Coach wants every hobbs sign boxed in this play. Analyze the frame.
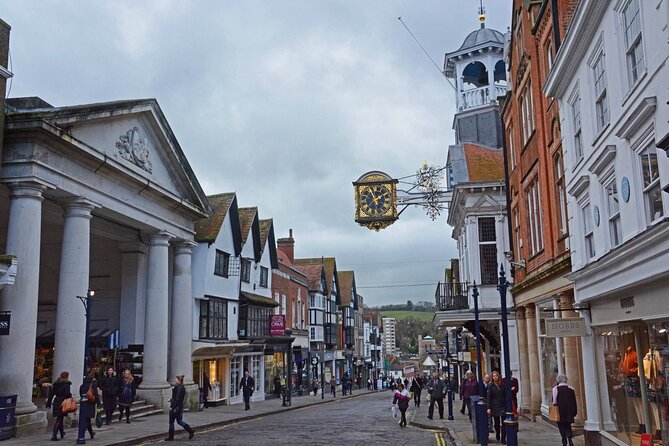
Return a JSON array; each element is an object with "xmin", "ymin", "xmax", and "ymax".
[
  {"xmin": 270, "ymin": 315, "xmax": 285, "ymax": 336},
  {"xmin": 545, "ymin": 317, "xmax": 586, "ymax": 337}
]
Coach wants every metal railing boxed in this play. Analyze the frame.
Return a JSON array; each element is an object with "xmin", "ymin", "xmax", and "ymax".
[{"xmin": 435, "ymin": 282, "xmax": 469, "ymax": 311}]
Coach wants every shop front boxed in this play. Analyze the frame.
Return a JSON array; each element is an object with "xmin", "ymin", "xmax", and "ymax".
[
  {"xmin": 192, "ymin": 343, "xmax": 249, "ymax": 407},
  {"xmin": 230, "ymin": 345, "xmax": 265, "ymax": 405},
  {"xmin": 263, "ymin": 336, "xmax": 294, "ymax": 400},
  {"xmin": 582, "ymin": 279, "xmax": 669, "ymax": 446}
]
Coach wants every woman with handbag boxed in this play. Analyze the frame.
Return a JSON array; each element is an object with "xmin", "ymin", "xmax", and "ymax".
[
  {"xmin": 487, "ymin": 371, "xmax": 507, "ymax": 444},
  {"xmin": 78, "ymin": 373, "xmax": 98, "ymax": 440},
  {"xmin": 552, "ymin": 375, "xmax": 577, "ymax": 446},
  {"xmin": 46, "ymin": 371, "xmax": 72, "ymax": 441},
  {"xmin": 117, "ymin": 369, "xmax": 136, "ymax": 423}
]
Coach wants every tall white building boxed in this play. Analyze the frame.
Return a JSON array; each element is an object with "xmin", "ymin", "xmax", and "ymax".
[
  {"xmin": 544, "ymin": 0, "xmax": 669, "ymax": 444},
  {"xmin": 382, "ymin": 317, "xmax": 396, "ymax": 356}
]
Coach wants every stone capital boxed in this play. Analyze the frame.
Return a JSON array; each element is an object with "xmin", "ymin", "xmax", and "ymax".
[
  {"xmin": 173, "ymin": 240, "xmax": 197, "ymax": 256},
  {"xmin": 5, "ymin": 181, "xmax": 47, "ymax": 202},
  {"xmin": 149, "ymin": 230, "xmax": 173, "ymax": 247},
  {"xmin": 61, "ymin": 197, "xmax": 100, "ymax": 219},
  {"xmin": 515, "ymin": 307, "xmax": 526, "ymax": 320},
  {"xmin": 525, "ymin": 304, "xmax": 536, "ymax": 319}
]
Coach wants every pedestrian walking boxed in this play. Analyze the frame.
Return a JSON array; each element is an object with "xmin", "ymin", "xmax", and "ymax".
[
  {"xmin": 410, "ymin": 375, "xmax": 423, "ymax": 407},
  {"xmin": 117, "ymin": 369, "xmax": 136, "ymax": 423},
  {"xmin": 459, "ymin": 370, "xmax": 479, "ymax": 421},
  {"xmin": 342, "ymin": 372, "xmax": 350, "ymax": 396},
  {"xmin": 483, "ymin": 373, "xmax": 494, "ymax": 434},
  {"xmin": 367, "ymin": 378, "xmax": 372, "ymax": 390},
  {"xmin": 99, "ymin": 366, "xmax": 118, "ymax": 425},
  {"xmin": 273, "ymin": 375, "xmax": 282, "ymax": 398},
  {"xmin": 330, "ymin": 379, "xmax": 336, "ymax": 397},
  {"xmin": 46, "ymin": 371, "xmax": 72, "ymax": 441},
  {"xmin": 164, "ymin": 374, "xmax": 195, "ymax": 441},
  {"xmin": 201, "ymin": 373, "xmax": 212, "ymax": 409},
  {"xmin": 392, "ymin": 382, "xmax": 411, "ymax": 427},
  {"xmin": 239, "ymin": 369, "xmax": 255, "ymax": 410},
  {"xmin": 552, "ymin": 375, "xmax": 577, "ymax": 446},
  {"xmin": 78, "ymin": 373, "xmax": 98, "ymax": 442},
  {"xmin": 487, "ymin": 371, "xmax": 507, "ymax": 444},
  {"xmin": 426, "ymin": 372, "xmax": 446, "ymax": 420},
  {"xmin": 312, "ymin": 378, "xmax": 319, "ymax": 397},
  {"xmin": 502, "ymin": 371, "xmax": 520, "ymax": 418}
]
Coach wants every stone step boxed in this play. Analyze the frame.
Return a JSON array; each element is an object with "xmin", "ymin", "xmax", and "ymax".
[{"xmin": 98, "ymin": 400, "xmax": 164, "ymax": 423}]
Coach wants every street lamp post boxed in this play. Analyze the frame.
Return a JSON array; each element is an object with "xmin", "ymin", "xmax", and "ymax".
[
  {"xmin": 76, "ymin": 290, "xmax": 95, "ymax": 445},
  {"xmin": 472, "ymin": 282, "xmax": 488, "ymax": 446},
  {"xmin": 444, "ymin": 330, "xmax": 454, "ymax": 421},
  {"xmin": 498, "ymin": 266, "xmax": 518, "ymax": 446}
]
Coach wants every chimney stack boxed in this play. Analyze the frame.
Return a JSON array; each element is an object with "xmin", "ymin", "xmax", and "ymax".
[{"xmin": 277, "ymin": 229, "xmax": 295, "ymax": 263}]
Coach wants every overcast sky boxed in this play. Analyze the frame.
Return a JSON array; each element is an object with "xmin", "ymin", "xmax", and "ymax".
[{"xmin": 2, "ymin": 0, "xmax": 511, "ymax": 307}]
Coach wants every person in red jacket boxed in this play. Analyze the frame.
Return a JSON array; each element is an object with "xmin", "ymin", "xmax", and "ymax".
[{"xmin": 459, "ymin": 370, "xmax": 479, "ymax": 420}]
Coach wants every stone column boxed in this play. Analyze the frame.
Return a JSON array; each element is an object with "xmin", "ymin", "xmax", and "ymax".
[
  {"xmin": 138, "ymin": 231, "xmax": 172, "ymax": 409},
  {"xmin": 581, "ymin": 327, "xmax": 605, "ymax": 445},
  {"xmin": 169, "ymin": 241, "xmax": 197, "ymax": 407},
  {"xmin": 516, "ymin": 307, "xmax": 531, "ymax": 414},
  {"xmin": 525, "ymin": 304, "xmax": 542, "ymax": 417},
  {"xmin": 559, "ymin": 293, "xmax": 585, "ymax": 424},
  {"xmin": 52, "ymin": 198, "xmax": 97, "ymax": 393},
  {"xmin": 0, "ymin": 182, "xmax": 47, "ymax": 434},
  {"xmin": 119, "ymin": 243, "xmax": 148, "ymax": 347}
]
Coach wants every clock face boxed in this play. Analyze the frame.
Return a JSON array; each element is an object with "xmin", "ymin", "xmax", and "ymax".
[{"xmin": 359, "ymin": 184, "xmax": 392, "ymax": 216}]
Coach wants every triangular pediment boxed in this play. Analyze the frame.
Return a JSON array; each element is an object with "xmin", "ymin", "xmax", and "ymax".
[
  {"xmin": 36, "ymin": 99, "xmax": 209, "ymax": 214},
  {"xmin": 472, "ymin": 194, "xmax": 500, "ymax": 209}
]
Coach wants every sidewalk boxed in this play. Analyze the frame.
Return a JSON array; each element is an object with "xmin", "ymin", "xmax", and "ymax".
[
  {"xmin": 409, "ymin": 395, "xmax": 585, "ymax": 446},
  {"xmin": 4, "ymin": 388, "xmax": 379, "ymax": 446}
]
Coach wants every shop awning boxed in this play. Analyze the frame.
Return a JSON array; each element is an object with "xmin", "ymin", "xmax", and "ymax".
[
  {"xmin": 89, "ymin": 328, "xmax": 118, "ymax": 338},
  {"xmin": 240, "ymin": 291, "xmax": 279, "ymax": 307},
  {"xmin": 192, "ymin": 341, "xmax": 250, "ymax": 360},
  {"xmin": 433, "ymin": 309, "xmax": 507, "ymax": 328}
]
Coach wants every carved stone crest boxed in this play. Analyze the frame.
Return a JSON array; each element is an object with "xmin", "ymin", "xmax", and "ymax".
[{"xmin": 116, "ymin": 127, "xmax": 153, "ymax": 174}]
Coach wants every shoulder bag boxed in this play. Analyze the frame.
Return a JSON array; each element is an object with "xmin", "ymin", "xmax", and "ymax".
[{"xmin": 61, "ymin": 397, "xmax": 77, "ymax": 414}]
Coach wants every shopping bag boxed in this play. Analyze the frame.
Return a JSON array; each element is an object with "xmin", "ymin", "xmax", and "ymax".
[
  {"xmin": 391, "ymin": 405, "xmax": 397, "ymax": 419},
  {"xmin": 60, "ymin": 397, "xmax": 77, "ymax": 415},
  {"xmin": 548, "ymin": 405, "xmax": 560, "ymax": 422},
  {"xmin": 95, "ymin": 406, "xmax": 103, "ymax": 428}
]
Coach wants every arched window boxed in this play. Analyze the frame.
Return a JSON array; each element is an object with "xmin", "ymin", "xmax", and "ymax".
[
  {"xmin": 462, "ymin": 61, "xmax": 489, "ymax": 89},
  {"xmin": 494, "ymin": 60, "xmax": 507, "ymax": 83}
]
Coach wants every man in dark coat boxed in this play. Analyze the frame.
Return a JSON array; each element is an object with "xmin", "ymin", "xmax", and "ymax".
[
  {"xmin": 426, "ymin": 372, "xmax": 446, "ymax": 419},
  {"xmin": 165, "ymin": 374, "xmax": 195, "ymax": 441},
  {"xmin": 410, "ymin": 375, "xmax": 423, "ymax": 407},
  {"xmin": 553, "ymin": 375, "xmax": 577, "ymax": 446},
  {"xmin": 99, "ymin": 366, "xmax": 118, "ymax": 425},
  {"xmin": 239, "ymin": 369, "xmax": 255, "ymax": 410}
]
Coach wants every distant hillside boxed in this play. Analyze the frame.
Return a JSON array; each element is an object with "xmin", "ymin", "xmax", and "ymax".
[{"xmin": 380, "ymin": 310, "xmax": 434, "ymax": 322}]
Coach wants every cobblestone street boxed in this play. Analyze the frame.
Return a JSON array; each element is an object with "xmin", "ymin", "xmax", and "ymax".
[{"xmin": 144, "ymin": 391, "xmax": 441, "ymax": 446}]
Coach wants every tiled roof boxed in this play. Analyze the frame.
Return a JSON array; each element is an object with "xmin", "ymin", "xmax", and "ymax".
[
  {"xmin": 259, "ymin": 219, "xmax": 272, "ymax": 253},
  {"xmin": 293, "ymin": 264, "xmax": 324, "ymax": 291},
  {"xmin": 238, "ymin": 207, "xmax": 257, "ymax": 244},
  {"xmin": 463, "ymin": 143, "xmax": 504, "ymax": 181},
  {"xmin": 195, "ymin": 192, "xmax": 236, "ymax": 242},
  {"xmin": 294, "ymin": 257, "xmax": 336, "ymax": 292},
  {"xmin": 337, "ymin": 270, "xmax": 354, "ymax": 306}
]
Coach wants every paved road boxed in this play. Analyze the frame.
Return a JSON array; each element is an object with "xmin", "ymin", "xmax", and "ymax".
[{"xmin": 145, "ymin": 391, "xmax": 444, "ymax": 446}]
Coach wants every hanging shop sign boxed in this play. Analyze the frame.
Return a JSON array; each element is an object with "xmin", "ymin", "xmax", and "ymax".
[
  {"xmin": 270, "ymin": 315, "xmax": 285, "ymax": 336},
  {"xmin": 545, "ymin": 317, "xmax": 586, "ymax": 337},
  {"xmin": 0, "ymin": 313, "xmax": 10, "ymax": 336}
]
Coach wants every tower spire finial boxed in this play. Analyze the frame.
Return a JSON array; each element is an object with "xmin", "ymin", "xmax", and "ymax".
[{"xmin": 479, "ymin": 0, "xmax": 486, "ymax": 28}]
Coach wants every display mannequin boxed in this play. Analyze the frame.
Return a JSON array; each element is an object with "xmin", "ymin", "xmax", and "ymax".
[
  {"xmin": 643, "ymin": 347, "xmax": 663, "ymax": 439},
  {"xmin": 621, "ymin": 346, "xmax": 645, "ymax": 433}
]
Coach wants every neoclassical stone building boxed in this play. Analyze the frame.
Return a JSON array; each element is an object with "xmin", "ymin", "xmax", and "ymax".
[{"xmin": 0, "ymin": 97, "xmax": 210, "ymax": 435}]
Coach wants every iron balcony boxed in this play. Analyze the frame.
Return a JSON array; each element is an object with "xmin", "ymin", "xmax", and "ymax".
[{"xmin": 435, "ymin": 282, "xmax": 469, "ymax": 311}]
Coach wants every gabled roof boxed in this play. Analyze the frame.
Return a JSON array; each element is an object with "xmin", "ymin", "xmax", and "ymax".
[
  {"xmin": 259, "ymin": 218, "xmax": 278, "ymax": 269},
  {"xmin": 195, "ymin": 192, "xmax": 242, "ymax": 254},
  {"xmin": 239, "ymin": 207, "xmax": 262, "ymax": 262},
  {"xmin": 463, "ymin": 143, "xmax": 504, "ymax": 181},
  {"xmin": 294, "ymin": 263, "xmax": 326, "ymax": 292},
  {"xmin": 5, "ymin": 97, "xmax": 210, "ymax": 216},
  {"xmin": 293, "ymin": 257, "xmax": 340, "ymax": 304},
  {"xmin": 337, "ymin": 270, "xmax": 358, "ymax": 309}
]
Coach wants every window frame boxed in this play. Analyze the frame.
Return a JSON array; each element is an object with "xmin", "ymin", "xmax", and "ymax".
[
  {"xmin": 199, "ymin": 298, "xmax": 228, "ymax": 340},
  {"xmin": 477, "ymin": 217, "xmax": 498, "ymax": 285},
  {"xmin": 620, "ymin": 0, "xmax": 645, "ymax": 87},
  {"xmin": 241, "ymin": 258, "xmax": 251, "ymax": 283},
  {"xmin": 554, "ymin": 153, "xmax": 569, "ymax": 237},
  {"xmin": 569, "ymin": 88, "xmax": 583, "ymax": 164},
  {"xmin": 259, "ymin": 266, "xmax": 268, "ymax": 288},
  {"xmin": 214, "ymin": 250, "xmax": 230, "ymax": 278},
  {"xmin": 603, "ymin": 174, "xmax": 622, "ymax": 248},
  {"xmin": 638, "ymin": 143, "xmax": 664, "ymax": 224},
  {"xmin": 581, "ymin": 202, "xmax": 595, "ymax": 260},
  {"xmin": 591, "ymin": 49, "xmax": 609, "ymax": 132},
  {"xmin": 526, "ymin": 177, "xmax": 544, "ymax": 257}
]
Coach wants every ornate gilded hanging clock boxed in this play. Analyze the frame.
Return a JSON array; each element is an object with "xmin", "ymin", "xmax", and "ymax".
[{"xmin": 353, "ymin": 171, "xmax": 398, "ymax": 231}]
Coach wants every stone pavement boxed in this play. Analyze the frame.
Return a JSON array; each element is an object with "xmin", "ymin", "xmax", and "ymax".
[
  {"xmin": 409, "ymin": 394, "xmax": 586, "ymax": 446},
  {"xmin": 4, "ymin": 388, "xmax": 377, "ymax": 446}
]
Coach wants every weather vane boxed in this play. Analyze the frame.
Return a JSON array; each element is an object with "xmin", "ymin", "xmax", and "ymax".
[{"xmin": 353, "ymin": 163, "xmax": 452, "ymax": 231}]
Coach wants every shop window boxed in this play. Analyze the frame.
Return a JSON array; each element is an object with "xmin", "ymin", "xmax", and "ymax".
[
  {"xmin": 538, "ymin": 302, "xmax": 564, "ymax": 406},
  {"xmin": 230, "ymin": 357, "xmax": 241, "ymax": 399},
  {"xmin": 596, "ymin": 324, "xmax": 668, "ymax": 444}
]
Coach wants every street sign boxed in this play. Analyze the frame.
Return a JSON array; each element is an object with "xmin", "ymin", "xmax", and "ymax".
[
  {"xmin": 545, "ymin": 317, "xmax": 586, "ymax": 337},
  {"xmin": 311, "ymin": 356, "xmax": 319, "ymax": 366},
  {"xmin": 0, "ymin": 313, "xmax": 10, "ymax": 336}
]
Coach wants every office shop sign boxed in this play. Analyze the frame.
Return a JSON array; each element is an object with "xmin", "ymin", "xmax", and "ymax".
[{"xmin": 545, "ymin": 317, "xmax": 586, "ymax": 337}]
